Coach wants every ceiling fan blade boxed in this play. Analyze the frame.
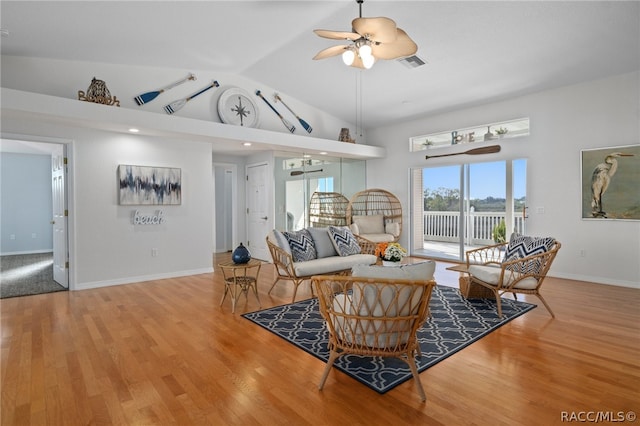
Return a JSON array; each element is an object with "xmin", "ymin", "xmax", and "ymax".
[
  {"xmin": 352, "ymin": 17, "xmax": 397, "ymax": 43},
  {"xmin": 313, "ymin": 45, "xmax": 349, "ymax": 60},
  {"xmin": 314, "ymin": 29, "xmax": 361, "ymax": 41},
  {"xmin": 371, "ymin": 28, "xmax": 418, "ymax": 60}
]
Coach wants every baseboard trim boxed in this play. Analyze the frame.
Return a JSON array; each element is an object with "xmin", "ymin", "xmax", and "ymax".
[
  {"xmin": 550, "ymin": 272, "xmax": 639, "ymax": 289},
  {"xmin": 0, "ymin": 250, "xmax": 53, "ymax": 256},
  {"xmin": 73, "ymin": 268, "xmax": 214, "ymax": 291}
]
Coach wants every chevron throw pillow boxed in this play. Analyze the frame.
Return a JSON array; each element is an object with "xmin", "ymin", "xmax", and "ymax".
[
  {"xmin": 328, "ymin": 226, "xmax": 361, "ymax": 256},
  {"xmin": 503, "ymin": 233, "xmax": 556, "ymax": 274},
  {"xmin": 283, "ymin": 229, "xmax": 317, "ymax": 262}
]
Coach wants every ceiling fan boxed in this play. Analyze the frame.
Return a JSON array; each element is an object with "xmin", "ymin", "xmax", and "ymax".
[{"xmin": 312, "ymin": 0, "xmax": 417, "ymax": 69}]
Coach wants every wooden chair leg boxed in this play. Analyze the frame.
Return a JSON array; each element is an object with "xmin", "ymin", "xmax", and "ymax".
[
  {"xmin": 405, "ymin": 354, "xmax": 426, "ymax": 402},
  {"xmin": 319, "ymin": 350, "xmax": 339, "ymax": 390},
  {"xmin": 268, "ymin": 277, "xmax": 281, "ymax": 295},
  {"xmin": 291, "ymin": 279, "xmax": 302, "ymax": 303},
  {"xmin": 493, "ymin": 289, "xmax": 503, "ymax": 318},
  {"xmin": 535, "ymin": 293, "xmax": 555, "ymax": 318}
]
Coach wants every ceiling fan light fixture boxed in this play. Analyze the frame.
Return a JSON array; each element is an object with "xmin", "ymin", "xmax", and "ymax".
[
  {"xmin": 358, "ymin": 42, "xmax": 372, "ymax": 58},
  {"xmin": 342, "ymin": 49, "xmax": 356, "ymax": 66},
  {"xmin": 362, "ymin": 54, "xmax": 375, "ymax": 69},
  {"xmin": 313, "ymin": 0, "xmax": 418, "ymax": 70}
]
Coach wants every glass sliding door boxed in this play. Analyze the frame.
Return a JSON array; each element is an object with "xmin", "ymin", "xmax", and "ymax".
[
  {"xmin": 467, "ymin": 161, "xmax": 506, "ymax": 248},
  {"xmin": 412, "ymin": 159, "xmax": 527, "ymax": 261},
  {"xmin": 512, "ymin": 159, "xmax": 527, "ymax": 236},
  {"xmin": 421, "ymin": 165, "xmax": 462, "ymax": 258}
]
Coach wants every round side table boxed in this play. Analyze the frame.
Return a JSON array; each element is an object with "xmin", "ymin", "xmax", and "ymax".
[{"xmin": 217, "ymin": 259, "xmax": 263, "ymax": 313}]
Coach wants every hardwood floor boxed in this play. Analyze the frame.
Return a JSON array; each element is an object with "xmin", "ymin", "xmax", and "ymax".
[{"xmin": 1, "ymin": 253, "xmax": 638, "ymax": 425}]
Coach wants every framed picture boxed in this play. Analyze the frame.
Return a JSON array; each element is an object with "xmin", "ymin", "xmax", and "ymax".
[
  {"xmin": 118, "ymin": 165, "xmax": 181, "ymax": 205},
  {"xmin": 581, "ymin": 144, "xmax": 638, "ymax": 220}
]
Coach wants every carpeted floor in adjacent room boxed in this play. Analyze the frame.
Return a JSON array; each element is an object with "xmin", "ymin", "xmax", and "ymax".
[{"xmin": 0, "ymin": 253, "xmax": 66, "ymax": 298}]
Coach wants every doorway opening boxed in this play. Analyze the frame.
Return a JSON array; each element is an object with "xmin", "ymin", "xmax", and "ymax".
[
  {"xmin": 0, "ymin": 137, "xmax": 70, "ymax": 297},
  {"xmin": 213, "ymin": 163, "xmax": 237, "ymax": 254}
]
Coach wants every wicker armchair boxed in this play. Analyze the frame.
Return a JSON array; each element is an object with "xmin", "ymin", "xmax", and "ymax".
[
  {"xmin": 346, "ymin": 189, "xmax": 403, "ymax": 242},
  {"xmin": 309, "ymin": 192, "xmax": 349, "ymax": 228},
  {"xmin": 465, "ymin": 240, "xmax": 561, "ymax": 318},
  {"xmin": 266, "ymin": 237, "xmax": 323, "ymax": 302},
  {"xmin": 312, "ymin": 275, "xmax": 435, "ymax": 401},
  {"xmin": 354, "ymin": 235, "xmax": 376, "ymax": 255}
]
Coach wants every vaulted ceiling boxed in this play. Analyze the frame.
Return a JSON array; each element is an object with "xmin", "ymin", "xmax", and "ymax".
[{"xmin": 2, "ymin": 1, "xmax": 639, "ymax": 130}]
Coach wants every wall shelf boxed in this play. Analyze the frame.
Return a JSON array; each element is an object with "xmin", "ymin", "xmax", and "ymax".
[
  {"xmin": 410, "ymin": 117, "xmax": 530, "ymax": 152},
  {"xmin": 1, "ymin": 88, "xmax": 386, "ymax": 160}
]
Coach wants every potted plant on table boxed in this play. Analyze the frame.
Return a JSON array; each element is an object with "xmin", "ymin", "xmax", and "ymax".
[{"xmin": 375, "ymin": 242, "xmax": 408, "ymax": 266}]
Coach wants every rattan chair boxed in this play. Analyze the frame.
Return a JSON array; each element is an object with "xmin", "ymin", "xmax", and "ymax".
[
  {"xmin": 465, "ymin": 240, "xmax": 561, "ymax": 318},
  {"xmin": 346, "ymin": 189, "xmax": 403, "ymax": 242},
  {"xmin": 309, "ymin": 192, "xmax": 349, "ymax": 228},
  {"xmin": 312, "ymin": 275, "xmax": 435, "ymax": 401}
]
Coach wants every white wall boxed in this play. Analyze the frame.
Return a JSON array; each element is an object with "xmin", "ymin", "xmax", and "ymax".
[
  {"xmin": 366, "ymin": 71, "xmax": 640, "ymax": 288},
  {"xmin": 2, "ymin": 55, "xmax": 637, "ymax": 288},
  {"xmin": 1, "ymin": 116, "xmax": 215, "ymax": 290},
  {"xmin": 0, "ymin": 153, "xmax": 53, "ymax": 254},
  {"xmin": 1, "ymin": 55, "xmax": 363, "ymax": 290}
]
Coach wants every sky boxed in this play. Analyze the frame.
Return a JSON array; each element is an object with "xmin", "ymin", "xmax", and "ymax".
[{"xmin": 423, "ymin": 159, "xmax": 527, "ymax": 199}]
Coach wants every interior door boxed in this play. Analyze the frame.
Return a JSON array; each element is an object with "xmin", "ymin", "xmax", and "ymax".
[
  {"xmin": 246, "ymin": 162, "xmax": 271, "ymax": 261},
  {"xmin": 214, "ymin": 164, "xmax": 235, "ymax": 253},
  {"xmin": 51, "ymin": 146, "xmax": 68, "ymax": 287}
]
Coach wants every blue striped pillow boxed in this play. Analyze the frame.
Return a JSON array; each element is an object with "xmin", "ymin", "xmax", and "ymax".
[
  {"xmin": 504, "ymin": 233, "xmax": 555, "ymax": 274},
  {"xmin": 328, "ymin": 226, "xmax": 361, "ymax": 256},
  {"xmin": 283, "ymin": 229, "xmax": 317, "ymax": 262}
]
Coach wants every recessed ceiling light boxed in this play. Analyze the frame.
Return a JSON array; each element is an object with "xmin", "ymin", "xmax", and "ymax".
[
  {"xmin": 242, "ymin": 142, "xmax": 252, "ymax": 146},
  {"xmin": 303, "ymin": 154, "xmax": 311, "ymax": 158},
  {"xmin": 320, "ymin": 152, "xmax": 328, "ymax": 155},
  {"xmin": 128, "ymin": 128, "xmax": 139, "ymax": 133}
]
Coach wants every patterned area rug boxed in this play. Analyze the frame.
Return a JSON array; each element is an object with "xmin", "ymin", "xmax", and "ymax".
[{"xmin": 243, "ymin": 285, "xmax": 535, "ymax": 394}]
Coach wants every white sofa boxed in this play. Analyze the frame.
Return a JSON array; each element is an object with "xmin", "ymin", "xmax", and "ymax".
[{"xmin": 266, "ymin": 226, "xmax": 377, "ymax": 302}]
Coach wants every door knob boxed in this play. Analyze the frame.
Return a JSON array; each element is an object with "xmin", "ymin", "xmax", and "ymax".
[
  {"xmin": 50, "ymin": 220, "xmax": 55, "ymax": 224},
  {"xmin": 261, "ymin": 216, "xmax": 268, "ymax": 220}
]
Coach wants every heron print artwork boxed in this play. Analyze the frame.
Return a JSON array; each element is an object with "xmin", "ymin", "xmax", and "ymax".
[
  {"xmin": 118, "ymin": 165, "xmax": 181, "ymax": 205},
  {"xmin": 581, "ymin": 145, "xmax": 639, "ymax": 220}
]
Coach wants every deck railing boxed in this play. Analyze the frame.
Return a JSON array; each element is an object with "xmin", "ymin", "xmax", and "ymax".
[{"xmin": 423, "ymin": 211, "xmax": 524, "ymax": 245}]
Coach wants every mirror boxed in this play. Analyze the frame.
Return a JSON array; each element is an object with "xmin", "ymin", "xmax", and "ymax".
[{"xmin": 274, "ymin": 153, "xmax": 366, "ymax": 231}]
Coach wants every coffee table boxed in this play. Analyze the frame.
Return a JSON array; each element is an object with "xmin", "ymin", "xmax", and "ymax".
[{"xmin": 446, "ymin": 264, "xmax": 495, "ymax": 299}]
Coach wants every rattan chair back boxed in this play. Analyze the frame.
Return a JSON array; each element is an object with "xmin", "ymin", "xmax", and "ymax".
[
  {"xmin": 309, "ymin": 192, "xmax": 349, "ymax": 228},
  {"xmin": 312, "ymin": 275, "xmax": 435, "ymax": 401},
  {"xmin": 346, "ymin": 189, "xmax": 402, "ymax": 241}
]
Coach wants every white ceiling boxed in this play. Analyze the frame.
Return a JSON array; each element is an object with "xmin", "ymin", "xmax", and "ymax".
[{"xmin": 1, "ymin": 1, "xmax": 639, "ymax": 130}]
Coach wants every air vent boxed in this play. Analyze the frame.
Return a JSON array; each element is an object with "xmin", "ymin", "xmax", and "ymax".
[{"xmin": 398, "ymin": 55, "xmax": 426, "ymax": 69}]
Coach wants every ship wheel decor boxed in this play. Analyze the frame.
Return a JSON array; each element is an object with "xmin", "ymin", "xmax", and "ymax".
[{"xmin": 78, "ymin": 77, "xmax": 120, "ymax": 106}]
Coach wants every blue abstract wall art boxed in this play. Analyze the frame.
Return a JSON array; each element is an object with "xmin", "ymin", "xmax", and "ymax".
[{"xmin": 118, "ymin": 165, "xmax": 181, "ymax": 205}]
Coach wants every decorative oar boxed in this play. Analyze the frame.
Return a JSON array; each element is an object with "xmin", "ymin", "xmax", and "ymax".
[
  {"xmin": 134, "ymin": 73, "xmax": 196, "ymax": 105},
  {"xmin": 274, "ymin": 93, "xmax": 312, "ymax": 133},
  {"xmin": 290, "ymin": 169, "xmax": 323, "ymax": 176},
  {"xmin": 425, "ymin": 145, "xmax": 501, "ymax": 160},
  {"xmin": 164, "ymin": 81, "xmax": 219, "ymax": 114},
  {"xmin": 255, "ymin": 90, "xmax": 295, "ymax": 133}
]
